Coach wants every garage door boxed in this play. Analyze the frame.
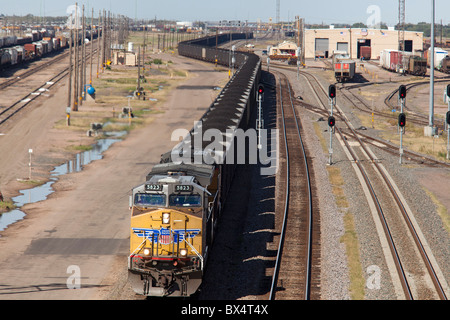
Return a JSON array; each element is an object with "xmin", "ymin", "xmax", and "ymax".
[
  {"xmin": 337, "ymin": 42, "xmax": 349, "ymax": 52},
  {"xmin": 315, "ymin": 38, "xmax": 329, "ymax": 57}
]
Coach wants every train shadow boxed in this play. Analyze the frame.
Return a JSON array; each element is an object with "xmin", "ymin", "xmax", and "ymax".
[{"xmin": 198, "ymin": 71, "xmax": 278, "ymax": 299}]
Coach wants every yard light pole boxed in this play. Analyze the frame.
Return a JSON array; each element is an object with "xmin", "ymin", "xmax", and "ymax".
[{"xmin": 428, "ymin": 0, "xmax": 435, "ymax": 135}]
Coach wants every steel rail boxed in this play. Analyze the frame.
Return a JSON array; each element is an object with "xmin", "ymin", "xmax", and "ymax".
[
  {"xmin": 300, "ymin": 69, "xmax": 447, "ymax": 300},
  {"xmin": 0, "ymin": 45, "xmax": 99, "ymax": 127},
  {"xmin": 298, "ymin": 69, "xmax": 414, "ymax": 300},
  {"xmin": 269, "ymin": 72, "xmax": 314, "ymax": 300}
]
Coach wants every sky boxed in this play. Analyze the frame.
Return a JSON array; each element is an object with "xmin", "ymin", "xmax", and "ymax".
[{"xmin": 1, "ymin": 0, "xmax": 449, "ymax": 26}]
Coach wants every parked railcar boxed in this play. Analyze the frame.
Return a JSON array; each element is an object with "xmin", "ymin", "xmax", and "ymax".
[
  {"xmin": 407, "ymin": 55, "xmax": 427, "ymax": 76},
  {"xmin": 440, "ymin": 56, "xmax": 450, "ymax": 74},
  {"xmin": 380, "ymin": 49, "xmax": 426, "ymax": 76},
  {"xmin": 427, "ymin": 47, "xmax": 448, "ymax": 70},
  {"xmin": 128, "ymin": 33, "xmax": 262, "ymax": 297},
  {"xmin": 0, "ymin": 50, "xmax": 11, "ymax": 68},
  {"xmin": 332, "ymin": 51, "xmax": 355, "ymax": 82},
  {"xmin": 334, "ymin": 59, "xmax": 355, "ymax": 82},
  {"xmin": 0, "ymin": 27, "xmax": 97, "ymax": 75}
]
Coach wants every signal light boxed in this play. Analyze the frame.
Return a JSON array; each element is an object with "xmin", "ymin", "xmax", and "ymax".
[
  {"xmin": 399, "ymin": 85, "xmax": 407, "ymax": 99},
  {"xmin": 328, "ymin": 116, "xmax": 336, "ymax": 127},
  {"xmin": 257, "ymin": 84, "xmax": 264, "ymax": 102},
  {"xmin": 446, "ymin": 111, "xmax": 450, "ymax": 125},
  {"xmin": 447, "ymin": 84, "xmax": 450, "ymax": 98},
  {"xmin": 258, "ymin": 84, "xmax": 264, "ymax": 95},
  {"xmin": 398, "ymin": 113, "xmax": 406, "ymax": 127},
  {"xmin": 329, "ymin": 84, "xmax": 336, "ymax": 99}
]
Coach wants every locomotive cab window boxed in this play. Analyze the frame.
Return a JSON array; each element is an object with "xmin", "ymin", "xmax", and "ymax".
[
  {"xmin": 134, "ymin": 193, "xmax": 166, "ymax": 207},
  {"xmin": 169, "ymin": 194, "xmax": 202, "ymax": 207}
]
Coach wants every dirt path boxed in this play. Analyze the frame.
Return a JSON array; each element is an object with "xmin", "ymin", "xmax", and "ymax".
[{"xmin": 0, "ymin": 53, "xmax": 228, "ymax": 299}]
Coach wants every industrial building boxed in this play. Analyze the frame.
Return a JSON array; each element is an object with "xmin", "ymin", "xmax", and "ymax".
[{"xmin": 305, "ymin": 27, "xmax": 424, "ymax": 60}]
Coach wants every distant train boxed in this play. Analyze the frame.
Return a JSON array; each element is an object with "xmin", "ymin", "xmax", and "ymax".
[
  {"xmin": 332, "ymin": 50, "xmax": 355, "ymax": 82},
  {"xmin": 380, "ymin": 49, "xmax": 427, "ymax": 76},
  {"xmin": 0, "ymin": 29, "xmax": 99, "ymax": 72},
  {"xmin": 127, "ymin": 32, "xmax": 261, "ymax": 297}
]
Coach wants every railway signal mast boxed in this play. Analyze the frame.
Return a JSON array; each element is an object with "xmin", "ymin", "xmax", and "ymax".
[
  {"xmin": 257, "ymin": 84, "xmax": 265, "ymax": 149},
  {"xmin": 398, "ymin": 85, "xmax": 407, "ymax": 164},
  {"xmin": 446, "ymin": 85, "xmax": 450, "ymax": 159},
  {"xmin": 398, "ymin": 0, "xmax": 406, "ymax": 72},
  {"xmin": 328, "ymin": 84, "xmax": 336, "ymax": 165}
]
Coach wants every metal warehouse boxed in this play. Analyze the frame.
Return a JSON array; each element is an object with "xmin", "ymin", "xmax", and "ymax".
[{"xmin": 305, "ymin": 27, "xmax": 423, "ymax": 60}]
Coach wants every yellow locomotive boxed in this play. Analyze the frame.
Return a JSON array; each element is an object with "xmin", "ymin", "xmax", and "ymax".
[{"xmin": 128, "ymin": 163, "xmax": 218, "ymax": 297}]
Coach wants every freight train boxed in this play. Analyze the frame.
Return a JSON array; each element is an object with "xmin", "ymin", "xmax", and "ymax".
[
  {"xmin": 0, "ymin": 29, "xmax": 98, "ymax": 72},
  {"xmin": 379, "ymin": 49, "xmax": 427, "ymax": 76},
  {"xmin": 127, "ymin": 32, "xmax": 262, "ymax": 297}
]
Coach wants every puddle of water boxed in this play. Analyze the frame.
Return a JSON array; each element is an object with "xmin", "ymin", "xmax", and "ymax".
[{"xmin": 0, "ymin": 132, "xmax": 126, "ymax": 232}]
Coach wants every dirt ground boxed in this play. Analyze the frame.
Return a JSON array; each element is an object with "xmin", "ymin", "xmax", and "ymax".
[{"xmin": 0, "ymin": 51, "xmax": 229, "ymax": 299}]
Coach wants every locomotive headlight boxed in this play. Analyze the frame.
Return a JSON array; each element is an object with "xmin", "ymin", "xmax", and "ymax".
[
  {"xmin": 180, "ymin": 248, "xmax": 188, "ymax": 257},
  {"xmin": 143, "ymin": 248, "xmax": 151, "ymax": 256},
  {"xmin": 162, "ymin": 212, "xmax": 170, "ymax": 224}
]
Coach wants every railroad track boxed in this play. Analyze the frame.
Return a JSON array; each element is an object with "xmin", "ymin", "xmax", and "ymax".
[
  {"xmin": 269, "ymin": 71, "xmax": 320, "ymax": 300},
  {"xmin": 0, "ymin": 37, "xmax": 100, "ymax": 92},
  {"xmin": 0, "ymin": 50, "xmax": 70, "ymax": 91},
  {"xmin": 266, "ymin": 62, "xmax": 450, "ymax": 168},
  {"xmin": 0, "ymin": 42, "xmax": 99, "ymax": 127},
  {"xmin": 0, "ymin": 69, "xmax": 69, "ymax": 126},
  {"xmin": 298, "ymin": 69, "xmax": 449, "ymax": 300}
]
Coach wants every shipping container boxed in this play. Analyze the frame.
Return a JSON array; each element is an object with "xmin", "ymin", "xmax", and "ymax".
[
  {"xmin": 380, "ymin": 49, "xmax": 393, "ymax": 70},
  {"xmin": 52, "ymin": 38, "xmax": 60, "ymax": 51},
  {"xmin": 5, "ymin": 48, "xmax": 18, "ymax": 65},
  {"xmin": 0, "ymin": 50, "xmax": 11, "ymax": 67},
  {"xmin": 428, "ymin": 47, "xmax": 448, "ymax": 70},
  {"xmin": 14, "ymin": 46, "xmax": 24, "ymax": 64},
  {"xmin": 34, "ymin": 42, "xmax": 43, "ymax": 57},
  {"xmin": 16, "ymin": 36, "xmax": 32, "ymax": 46},
  {"xmin": 360, "ymin": 46, "xmax": 371, "ymax": 60},
  {"xmin": 40, "ymin": 41, "xmax": 48, "ymax": 55},
  {"xmin": 24, "ymin": 43, "xmax": 37, "ymax": 58}
]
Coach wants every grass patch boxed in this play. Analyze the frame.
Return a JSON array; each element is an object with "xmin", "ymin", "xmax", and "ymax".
[
  {"xmin": 17, "ymin": 179, "xmax": 45, "ymax": 186},
  {"xmin": 67, "ymin": 144, "xmax": 93, "ymax": 152},
  {"xmin": 340, "ymin": 212, "xmax": 366, "ymax": 300},
  {"xmin": 422, "ymin": 188, "xmax": 450, "ymax": 235},
  {"xmin": 0, "ymin": 200, "xmax": 16, "ymax": 213},
  {"xmin": 313, "ymin": 119, "xmax": 365, "ymax": 299}
]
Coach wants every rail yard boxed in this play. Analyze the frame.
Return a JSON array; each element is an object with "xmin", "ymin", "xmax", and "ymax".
[{"xmin": 0, "ymin": 2, "xmax": 449, "ymax": 311}]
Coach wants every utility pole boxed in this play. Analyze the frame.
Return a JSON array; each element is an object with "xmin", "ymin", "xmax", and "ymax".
[
  {"xmin": 67, "ymin": 28, "xmax": 73, "ymax": 125},
  {"xmin": 429, "ymin": 0, "xmax": 435, "ymax": 134},
  {"xmin": 398, "ymin": 0, "xmax": 405, "ymax": 51},
  {"xmin": 398, "ymin": 85, "xmax": 407, "ymax": 164},
  {"xmin": 73, "ymin": 2, "xmax": 79, "ymax": 112},
  {"xmin": 137, "ymin": 45, "xmax": 141, "ymax": 97},
  {"xmin": 328, "ymin": 85, "xmax": 336, "ymax": 165},
  {"xmin": 90, "ymin": 7, "xmax": 93, "ymax": 85},
  {"xmin": 79, "ymin": 4, "xmax": 85, "ymax": 106}
]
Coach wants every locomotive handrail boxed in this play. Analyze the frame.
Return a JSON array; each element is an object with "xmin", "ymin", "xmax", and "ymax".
[
  {"xmin": 183, "ymin": 236, "xmax": 204, "ymax": 270},
  {"xmin": 128, "ymin": 236, "xmax": 151, "ymax": 268}
]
